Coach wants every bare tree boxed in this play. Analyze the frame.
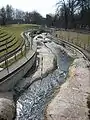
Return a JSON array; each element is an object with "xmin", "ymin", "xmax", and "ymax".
[
  {"xmin": 56, "ymin": 0, "xmax": 69, "ymax": 29},
  {"xmin": 0, "ymin": 7, "xmax": 6, "ymax": 25},
  {"xmin": 6, "ymin": 5, "xmax": 13, "ymax": 22}
]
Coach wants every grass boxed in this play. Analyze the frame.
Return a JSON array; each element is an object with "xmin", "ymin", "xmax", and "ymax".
[
  {"xmin": 1, "ymin": 24, "xmax": 39, "ymax": 40},
  {"xmin": 56, "ymin": 30, "xmax": 90, "ymax": 51},
  {"xmin": 0, "ymin": 36, "xmax": 15, "ymax": 46},
  {"xmin": 0, "ymin": 24, "xmax": 39, "ymax": 68},
  {"xmin": 0, "ymin": 34, "xmax": 12, "ymax": 42},
  {"xmin": 0, "ymin": 37, "xmax": 16, "ymax": 50},
  {"xmin": 0, "ymin": 33, "xmax": 8, "ymax": 38},
  {"xmin": 0, "ymin": 47, "xmax": 26, "ymax": 68},
  {"xmin": 0, "ymin": 33, "xmax": 18, "ymax": 57},
  {"xmin": 0, "ymin": 24, "xmax": 39, "ymax": 54}
]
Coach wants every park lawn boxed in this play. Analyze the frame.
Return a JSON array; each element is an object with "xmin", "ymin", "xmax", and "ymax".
[
  {"xmin": 0, "ymin": 24, "xmax": 39, "ymax": 55},
  {"xmin": 0, "ymin": 24, "xmax": 39, "ymax": 68},
  {"xmin": 1, "ymin": 24, "xmax": 40, "ymax": 41},
  {"xmin": 56, "ymin": 31, "xmax": 90, "ymax": 48},
  {"xmin": 0, "ymin": 48, "xmax": 26, "ymax": 68}
]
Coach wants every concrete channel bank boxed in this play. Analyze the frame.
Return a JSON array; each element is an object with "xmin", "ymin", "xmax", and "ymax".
[
  {"xmin": 0, "ymin": 31, "xmax": 37, "ymax": 120},
  {"xmin": 0, "ymin": 32, "xmax": 36, "ymax": 91},
  {"xmin": 45, "ymin": 35, "xmax": 90, "ymax": 120}
]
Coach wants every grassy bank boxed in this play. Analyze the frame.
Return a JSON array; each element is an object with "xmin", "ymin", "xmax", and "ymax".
[
  {"xmin": 56, "ymin": 30, "xmax": 90, "ymax": 51},
  {"xmin": 0, "ymin": 24, "xmax": 39, "ymax": 69},
  {"xmin": 1, "ymin": 24, "xmax": 39, "ymax": 40}
]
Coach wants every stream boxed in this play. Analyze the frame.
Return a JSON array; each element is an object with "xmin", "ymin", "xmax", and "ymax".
[{"xmin": 15, "ymin": 41, "xmax": 73, "ymax": 120}]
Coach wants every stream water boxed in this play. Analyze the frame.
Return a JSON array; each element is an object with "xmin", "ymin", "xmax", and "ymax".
[{"xmin": 15, "ymin": 41, "xmax": 73, "ymax": 120}]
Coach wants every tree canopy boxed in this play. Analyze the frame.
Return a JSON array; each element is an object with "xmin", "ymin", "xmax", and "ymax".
[
  {"xmin": 0, "ymin": 3, "xmax": 90, "ymax": 30},
  {"xmin": 56, "ymin": 0, "xmax": 90, "ymax": 29}
]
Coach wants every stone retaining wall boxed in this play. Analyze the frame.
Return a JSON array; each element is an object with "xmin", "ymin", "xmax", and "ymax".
[
  {"xmin": 0, "ymin": 52, "xmax": 36, "ymax": 91},
  {"xmin": 0, "ymin": 31, "xmax": 37, "ymax": 91}
]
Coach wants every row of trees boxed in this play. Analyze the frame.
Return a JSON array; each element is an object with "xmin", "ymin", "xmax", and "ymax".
[
  {"xmin": 56, "ymin": 0, "xmax": 90, "ymax": 29},
  {"xmin": 0, "ymin": 2, "xmax": 90, "ymax": 30},
  {"xmin": 0, "ymin": 5, "xmax": 46, "ymax": 25},
  {"xmin": 45, "ymin": 0, "xmax": 90, "ymax": 30}
]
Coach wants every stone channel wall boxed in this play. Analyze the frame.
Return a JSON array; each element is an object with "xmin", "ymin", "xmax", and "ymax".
[
  {"xmin": 46, "ymin": 58, "xmax": 90, "ymax": 120},
  {"xmin": 0, "ymin": 52, "xmax": 36, "ymax": 91},
  {"xmin": 51, "ymin": 36, "xmax": 87, "ymax": 59},
  {"xmin": 45, "ymin": 34, "xmax": 90, "ymax": 120},
  {"xmin": 0, "ymin": 32, "xmax": 37, "ymax": 91}
]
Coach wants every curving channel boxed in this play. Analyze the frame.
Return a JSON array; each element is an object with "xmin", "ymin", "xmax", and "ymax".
[{"xmin": 15, "ymin": 37, "xmax": 73, "ymax": 120}]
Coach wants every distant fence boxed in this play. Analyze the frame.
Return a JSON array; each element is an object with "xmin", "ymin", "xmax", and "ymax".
[{"xmin": 54, "ymin": 30, "xmax": 90, "ymax": 52}]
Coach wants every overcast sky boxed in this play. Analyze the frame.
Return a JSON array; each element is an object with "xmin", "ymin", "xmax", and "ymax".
[{"xmin": 0, "ymin": 0, "xmax": 58, "ymax": 17}]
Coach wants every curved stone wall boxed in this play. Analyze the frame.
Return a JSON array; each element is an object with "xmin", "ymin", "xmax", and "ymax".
[
  {"xmin": 0, "ymin": 52, "xmax": 36, "ymax": 91},
  {"xmin": 0, "ymin": 31, "xmax": 37, "ymax": 91}
]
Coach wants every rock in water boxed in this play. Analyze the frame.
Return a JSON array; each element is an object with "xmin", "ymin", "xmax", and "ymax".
[{"xmin": 0, "ymin": 96, "xmax": 15, "ymax": 120}]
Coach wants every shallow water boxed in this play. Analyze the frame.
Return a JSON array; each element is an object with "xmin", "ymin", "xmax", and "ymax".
[{"xmin": 16, "ymin": 42, "xmax": 73, "ymax": 120}]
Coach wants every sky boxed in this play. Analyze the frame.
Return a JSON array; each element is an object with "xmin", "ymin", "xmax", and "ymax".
[{"xmin": 0, "ymin": 0, "xmax": 58, "ymax": 17}]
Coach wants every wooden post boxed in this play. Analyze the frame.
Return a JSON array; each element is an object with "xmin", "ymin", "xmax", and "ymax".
[
  {"xmin": 59, "ymin": 35, "xmax": 60, "ymax": 39},
  {"xmin": 84, "ymin": 43, "xmax": 86, "ymax": 50},
  {"xmin": 68, "ymin": 31, "xmax": 69, "ymax": 42},
  {"xmin": 88, "ymin": 35, "xmax": 90, "ymax": 47},
  {"xmin": 21, "ymin": 48, "xmax": 23, "ymax": 56},
  {"xmin": 79, "ymin": 40, "xmax": 81, "ymax": 47},
  {"xmin": 88, "ymin": 35, "xmax": 90, "ymax": 51},
  {"xmin": 76, "ymin": 32, "xmax": 79, "ymax": 46},
  {"xmin": 25, "ymin": 44, "xmax": 27, "ymax": 56},
  {"xmin": 5, "ymin": 40, "xmax": 9, "ymax": 73},
  {"xmin": 30, "ymin": 36, "xmax": 33, "ymax": 50},
  {"xmin": 15, "ymin": 53, "xmax": 17, "ymax": 61}
]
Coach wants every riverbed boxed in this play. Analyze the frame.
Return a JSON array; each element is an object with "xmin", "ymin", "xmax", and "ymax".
[{"xmin": 15, "ymin": 40, "xmax": 73, "ymax": 120}]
